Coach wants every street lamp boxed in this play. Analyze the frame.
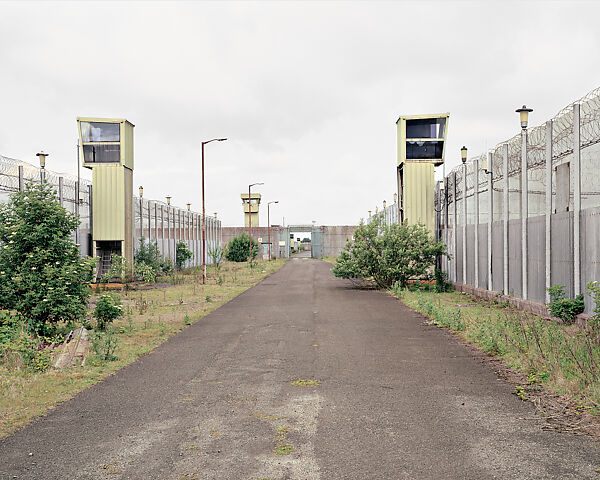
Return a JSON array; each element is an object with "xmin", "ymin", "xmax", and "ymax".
[
  {"xmin": 393, "ymin": 193, "xmax": 397, "ymax": 204},
  {"xmin": 516, "ymin": 105, "xmax": 533, "ymax": 129},
  {"xmin": 248, "ymin": 182, "xmax": 264, "ymax": 261},
  {"xmin": 267, "ymin": 200, "xmax": 279, "ymax": 261},
  {"xmin": 138, "ymin": 186, "xmax": 143, "ymax": 240},
  {"xmin": 187, "ymin": 203, "xmax": 191, "ymax": 211},
  {"xmin": 461, "ymin": 146, "xmax": 468, "ymax": 164},
  {"xmin": 383, "ymin": 200, "xmax": 387, "ymax": 209},
  {"xmin": 201, "ymin": 138, "xmax": 227, "ymax": 284},
  {"xmin": 36, "ymin": 151, "xmax": 48, "ymax": 182}
]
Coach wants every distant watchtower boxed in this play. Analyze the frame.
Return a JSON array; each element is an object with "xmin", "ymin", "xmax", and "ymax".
[
  {"xmin": 77, "ymin": 117, "xmax": 135, "ymax": 277},
  {"xmin": 396, "ymin": 113, "xmax": 449, "ymax": 233},
  {"xmin": 241, "ymin": 193, "xmax": 261, "ymax": 228}
]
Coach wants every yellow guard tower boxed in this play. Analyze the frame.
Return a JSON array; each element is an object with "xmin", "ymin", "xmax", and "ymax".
[
  {"xmin": 241, "ymin": 193, "xmax": 261, "ymax": 228},
  {"xmin": 396, "ymin": 113, "xmax": 449, "ymax": 233},
  {"xmin": 77, "ymin": 117, "xmax": 134, "ymax": 276}
]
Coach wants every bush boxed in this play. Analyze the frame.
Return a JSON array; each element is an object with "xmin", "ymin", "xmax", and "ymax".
[
  {"xmin": 225, "ymin": 233, "xmax": 259, "ymax": 262},
  {"xmin": 546, "ymin": 285, "xmax": 584, "ymax": 323},
  {"xmin": 101, "ymin": 254, "xmax": 134, "ymax": 284},
  {"xmin": 134, "ymin": 237, "xmax": 173, "ymax": 277},
  {"xmin": 90, "ymin": 327, "xmax": 119, "ymax": 361},
  {"xmin": 332, "ymin": 215, "xmax": 447, "ymax": 289},
  {"xmin": 175, "ymin": 241, "xmax": 193, "ymax": 270},
  {"xmin": 94, "ymin": 293, "xmax": 124, "ymax": 330},
  {"xmin": 0, "ymin": 182, "xmax": 95, "ymax": 335}
]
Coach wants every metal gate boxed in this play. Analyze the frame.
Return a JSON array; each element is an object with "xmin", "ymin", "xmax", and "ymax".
[{"xmin": 311, "ymin": 226, "xmax": 323, "ymax": 258}]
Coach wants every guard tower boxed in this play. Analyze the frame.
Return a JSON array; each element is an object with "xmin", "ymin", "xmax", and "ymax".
[
  {"xmin": 396, "ymin": 113, "xmax": 449, "ymax": 233},
  {"xmin": 241, "ymin": 193, "xmax": 261, "ymax": 227},
  {"xmin": 77, "ymin": 117, "xmax": 135, "ymax": 277}
]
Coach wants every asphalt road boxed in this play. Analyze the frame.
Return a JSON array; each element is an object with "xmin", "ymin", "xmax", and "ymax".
[{"xmin": 1, "ymin": 258, "xmax": 599, "ymax": 479}]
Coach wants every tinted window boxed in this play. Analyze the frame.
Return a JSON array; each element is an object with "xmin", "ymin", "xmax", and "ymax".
[
  {"xmin": 406, "ymin": 141, "xmax": 444, "ymax": 160},
  {"xmin": 406, "ymin": 118, "xmax": 445, "ymax": 139},
  {"xmin": 83, "ymin": 144, "xmax": 120, "ymax": 163},
  {"xmin": 80, "ymin": 122, "xmax": 120, "ymax": 142}
]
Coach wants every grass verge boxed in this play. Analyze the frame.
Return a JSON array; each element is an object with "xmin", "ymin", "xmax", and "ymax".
[
  {"xmin": 0, "ymin": 259, "xmax": 286, "ymax": 439},
  {"xmin": 395, "ymin": 288, "xmax": 600, "ymax": 415}
]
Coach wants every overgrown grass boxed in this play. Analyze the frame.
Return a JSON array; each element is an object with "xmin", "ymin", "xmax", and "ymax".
[
  {"xmin": 397, "ymin": 289, "xmax": 600, "ymax": 413},
  {"xmin": 0, "ymin": 259, "xmax": 286, "ymax": 439}
]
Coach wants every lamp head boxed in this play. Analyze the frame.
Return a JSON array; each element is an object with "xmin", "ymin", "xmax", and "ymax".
[
  {"xmin": 36, "ymin": 151, "xmax": 48, "ymax": 169},
  {"xmin": 393, "ymin": 193, "xmax": 397, "ymax": 204},
  {"xmin": 166, "ymin": 195, "xmax": 171, "ymax": 205},
  {"xmin": 139, "ymin": 186, "xmax": 143, "ymax": 197},
  {"xmin": 461, "ymin": 146, "xmax": 468, "ymax": 164},
  {"xmin": 214, "ymin": 212, "xmax": 217, "ymax": 218},
  {"xmin": 516, "ymin": 105, "xmax": 533, "ymax": 129},
  {"xmin": 383, "ymin": 200, "xmax": 387, "ymax": 208},
  {"xmin": 368, "ymin": 210, "xmax": 372, "ymax": 217},
  {"xmin": 187, "ymin": 203, "xmax": 191, "ymax": 211}
]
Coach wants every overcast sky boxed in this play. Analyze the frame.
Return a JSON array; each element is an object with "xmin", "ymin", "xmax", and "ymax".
[{"xmin": 1, "ymin": 1, "xmax": 599, "ymax": 227}]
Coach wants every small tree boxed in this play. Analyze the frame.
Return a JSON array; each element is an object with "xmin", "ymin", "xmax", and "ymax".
[
  {"xmin": 225, "ymin": 233, "xmax": 259, "ymax": 262},
  {"xmin": 175, "ymin": 241, "xmax": 193, "ymax": 270},
  {"xmin": 93, "ymin": 293, "xmax": 124, "ymax": 330},
  {"xmin": 209, "ymin": 245, "xmax": 224, "ymax": 271},
  {"xmin": 0, "ymin": 183, "xmax": 95, "ymax": 335},
  {"xmin": 332, "ymin": 215, "xmax": 447, "ymax": 289}
]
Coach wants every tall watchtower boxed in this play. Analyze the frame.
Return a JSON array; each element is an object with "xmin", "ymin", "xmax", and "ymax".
[
  {"xmin": 77, "ymin": 117, "xmax": 134, "ymax": 276},
  {"xmin": 241, "ymin": 193, "xmax": 261, "ymax": 228},
  {"xmin": 396, "ymin": 113, "xmax": 449, "ymax": 233}
]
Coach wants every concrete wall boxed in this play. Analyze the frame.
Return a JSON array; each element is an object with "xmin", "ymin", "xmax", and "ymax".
[{"xmin": 320, "ymin": 226, "xmax": 358, "ymax": 258}]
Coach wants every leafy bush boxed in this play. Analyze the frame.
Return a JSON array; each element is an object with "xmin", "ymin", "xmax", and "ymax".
[
  {"xmin": 101, "ymin": 254, "xmax": 134, "ymax": 284},
  {"xmin": 175, "ymin": 241, "xmax": 193, "ymax": 270},
  {"xmin": 135, "ymin": 262, "xmax": 156, "ymax": 283},
  {"xmin": 209, "ymin": 245, "xmax": 224, "ymax": 271},
  {"xmin": 90, "ymin": 327, "xmax": 119, "ymax": 361},
  {"xmin": 0, "ymin": 182, "xmax": 95, "ymax": 335},
  {"xmin": 225, "ymin": 233, "xmax": 258, "ymax": 262},
  {"xmin": 434, "ymin": 267, "xmax": 452, "ymax": 293},
  {"xmin": 546, "ymin": 285, "xmax": 584, "ymax": 323},
  {"xmin": 94, "ymin": 293, "xmax": 124, "ymax": 330},
  {"xmin": 332, "ymin": 215, "xmax": 447, "ymax": 289},
  {"xmin": 135, "ymin": 237, "xmax": 173, "ymax": 276}
]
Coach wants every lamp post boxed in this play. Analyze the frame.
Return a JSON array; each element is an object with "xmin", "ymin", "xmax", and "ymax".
[
  {"xmin": 248, "ymin": 182, "xmax": 264, "ymax": 261},
  {"xmin": 166, "ymin": 195, "xmax": 171, "ymax": 260},
  {"xmin": 267, "ymin": 200, "xmax": 279, "ymax": 261},
  {"xmin": 516, "ymin": 105, "xmax": 533, "ymax": 299},
  {"xmin": 201, "ymin": 138, "xmax": 227, "ymax": 284},
  {"xmin": 138, "ymin": 186, "xmax": 144, "ymax": 241},
  {"xmin": 461, "ymin": 146, "xmax": 467, "ymax": 285},
  {"xmin": 36, "ymin": 151, "xmax": 48, "ymax": 182}
]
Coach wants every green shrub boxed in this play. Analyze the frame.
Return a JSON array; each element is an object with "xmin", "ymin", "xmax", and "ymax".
[
  {"xmin": 135, "ymin": 237, "xmax": 173, "ymax": 277},
  {"xmin": 225, "ymin": 233, "xmax": 258, "ymax": 262},
  {"xmin": 332, "ymin": 215, "xmax": 447, "ymax": 289},
  {"xmin": 434, "ymin": 267, "xmax": 452, "ymax": 293},
  {"xmin": 209, "ymin": 245, "xmax": 224, "ymax": 271},
  {"xmin": 546, "ymin": 285, "xmax": 584, "ymax": 323},
  {"xmin": 135, "ymin": 262, "xmax": 156, "ymax": 283},
  {"xmin": 94, "ymin": 293, "xmax": 124, "ymax": 330},
  {"xmin": 90, "ymin": 327, "xmax": 119, "ymax": 361},
  {"xmin": 175, "ymin": 242, "xmax": 193, "ymax": 270},
  {"xmin": 0, "ymin": 182, "xmax": 95, "ymax": 335}
]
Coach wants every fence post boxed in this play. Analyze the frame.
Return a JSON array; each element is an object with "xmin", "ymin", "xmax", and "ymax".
[
  {"xmin": 521, "ymin": 127, "xmax": 529, "ymax": 300},
  {"xmin": 18, "ymin": 165, "xmax": 24, "ymax": 191},
  {"xmin": 154, "ymin": 203, "xmax": 158, "ymax": 242},
  {"xmin": 503, "ymin": 143, "xmax": 509, "ymax": 295},
  {"xmin": 463, "ymin": 163, "xmax": 467, "ymax": 285},
  {"xmin": 545, "ymin": 120, "xmax": 553, "ymax": 302},
  {"xmin": 161, "ymin": 205, "xmax": 165, "ymax": 257},
  {"xmin": 147, "ymin": 201, "xmax": 151, "ymax": 241},
  {"xmin": 487, "ymin": 152, "xmax": 493, "ymax": 292},
  {"xmin": 474, "ymin": 159, "xmax": 479, "ymax": 288},
  {"xmin": 88, "ymin": 185, "xmax": 93, "ymax": 251},
  {"xmin": 453, "ymin": 172, "xmax": 458, "ymax": 283},
  {"xmin": 573, "ymin": 103, "xmax": 581, "ymax": 297},
  {"xmin": 58, "ymin": 177, "xmax": 64, "ymax": 206}
]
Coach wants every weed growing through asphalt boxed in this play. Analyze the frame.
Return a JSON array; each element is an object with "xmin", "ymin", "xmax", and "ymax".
[{"xmin": 291, "ymin": 379, "xmax": 319, "ymax": 387}]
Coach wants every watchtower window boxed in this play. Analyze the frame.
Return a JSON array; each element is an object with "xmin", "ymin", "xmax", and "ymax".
[
  {"xmin": 406, "ymin": 141, "xmax": 444, "ymax": 160},
  {"xmin": 80, "ymin": 122, "xmax": 120, "ymax": 142},
  {"xmin": 83, "ymin": 144, "xmax": 121, "ymax": 163},
  {"xmin": 406, "ymin": 118, "xmax": 446, "ymax": 139}
]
